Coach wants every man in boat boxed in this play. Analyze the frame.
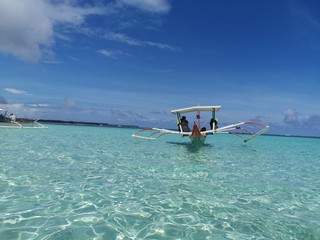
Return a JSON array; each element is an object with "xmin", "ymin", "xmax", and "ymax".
[
  {"xmin": 200, "ymin": 127, "xmax": 207, "ymax": 137},
  {"xmin": 9, "ymin": 114, "xmax": 16, "ymax": 122},
  {"xmin": 179, "ymin": 116, "xmax": 190, "ymax": 132},
  {"xmin": 210, "ymin": 117, "xmax": 218, "ymax": 130}
]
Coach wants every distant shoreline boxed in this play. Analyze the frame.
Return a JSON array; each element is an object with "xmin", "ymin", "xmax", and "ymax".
[
  {"xmin": 261, "ymin": 133, "xmax": 320, "ymax": 139},
  {"xmin": 26, "ymin": 118, "xmax": 139, "ymax": 129},
  {"xmin": 16, "ymin": 118, "xmax": 320, "ymax": 139}
]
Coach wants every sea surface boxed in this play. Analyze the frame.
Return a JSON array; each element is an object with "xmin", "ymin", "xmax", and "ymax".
[{"xmin": 0, "ymin": 124, "xmax": 319, "ymax": 240}]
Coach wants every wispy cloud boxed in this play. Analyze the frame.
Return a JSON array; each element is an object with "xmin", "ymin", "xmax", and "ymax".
[
  {"xmin": 104, "ymin": 32, "xmax": 180, "ymax": 51},
  {"xmin": 290, "ymin": 2, "xmax": 320, "ymax": 30},
  {"xmin": 4, "ymin": 88, "xmax": 30, "ymax": 95},
  {"xmin": 97, "ymin": 49, "xmax": 132, "ymax": 59},
  {"xmin": 0, "ymin": 0, "xmax": 172, "ymax": 63},
  {"xmin": 28, "ymin": 103, "xmax": 49, "ymax": 107},
  {"xmin": 118, "ymin": 0, "xmax": 171, "ymax": 13}
]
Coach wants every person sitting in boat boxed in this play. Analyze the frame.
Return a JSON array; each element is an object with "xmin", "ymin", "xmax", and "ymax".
[
  {"xmin": 179, "ymin": 116, "xmax": 190, "ymax": 132},
  {"xmin": 9, "ymin": 114, "xmax": 16, "ymax": 122},
  {"xmin": 210, "ymin": 117, "xmax": 218, "ymax": 130},
  {"xmin": 200, "ymin": 127, "xmax": 207, "ymax": 136}
]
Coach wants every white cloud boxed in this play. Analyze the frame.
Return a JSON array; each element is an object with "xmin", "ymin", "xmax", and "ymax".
[
  {"xmin": 118, "ymin": 0, "xmax": 171, "ymax": 13},
  {"xmin": 4, "ymin": 88, "xmax": 29, "ymax": 95},
  {"xmin": 0, "ymin": 103, "xmax": 39, "ymax": 118},
  {"xmin": 283, "ymin": 108, "xmax": 300, "ymax": 125},
  {"xmin": 302, "ymin": 114, "xmax": 320, "ymax": 129},
  {"xmin": 282, "ymin": 108, "xmax": 320, "ymax": 130},
  {"xmin": 0, "ymin": 0, "xmax": 51, "ymax": 62},
  {"xmin": 0, "ymin": 0, "xmax": 105, "ymax": 62}
]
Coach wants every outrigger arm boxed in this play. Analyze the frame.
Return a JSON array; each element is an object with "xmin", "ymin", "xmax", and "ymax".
[{"xmin": 131, "ymin": 105, "xmax": 269, "ymax": 144}]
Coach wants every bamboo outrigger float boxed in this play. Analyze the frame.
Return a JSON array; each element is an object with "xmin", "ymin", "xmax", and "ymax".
[{"xmin": 132, "ymin": 105, "xmax": 269, "ymax": 148}]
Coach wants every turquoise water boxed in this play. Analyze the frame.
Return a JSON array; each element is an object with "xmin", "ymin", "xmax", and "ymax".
[{"xmin": 0, "ymin": 125, "xmax": 319, "ymax": 240}]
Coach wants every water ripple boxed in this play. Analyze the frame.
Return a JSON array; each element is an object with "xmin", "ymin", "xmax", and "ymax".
[{"xmin": 0, "ymin": 126, "xmax": 319, "ymax": 239}]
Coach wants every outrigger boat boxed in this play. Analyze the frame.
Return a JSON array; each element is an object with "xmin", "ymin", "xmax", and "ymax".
[
  {"xmin": 0, "ymin": 109, "xmax": 47, "ymax": 129},
  {"xmin": 132, "ymin": 105, "xmax": 269, "ymax": 148}
]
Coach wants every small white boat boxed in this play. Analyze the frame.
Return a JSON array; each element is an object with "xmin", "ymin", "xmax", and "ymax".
[
  {"xmin": 132, "ymin": 105, "xmax": 269, "ymax": 148},
  {"xmin": 0, "ymin": 109, "xmax": 47, "ymax": 129}
]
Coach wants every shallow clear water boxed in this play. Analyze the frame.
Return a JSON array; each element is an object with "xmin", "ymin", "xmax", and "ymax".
[{"xmin": 0, "ymin": 125, "xmax": 319, "ymax": 239}]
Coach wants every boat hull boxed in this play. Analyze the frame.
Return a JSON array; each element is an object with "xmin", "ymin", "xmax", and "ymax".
[{"xmin": 190, "ymin": 123, "xmax": 206, "ymax": 148}]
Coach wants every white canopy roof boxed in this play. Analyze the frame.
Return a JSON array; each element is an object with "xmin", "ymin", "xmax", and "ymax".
[{"xmin": 171, "ymin": 105, "xmax": 221, "ymax": 114}]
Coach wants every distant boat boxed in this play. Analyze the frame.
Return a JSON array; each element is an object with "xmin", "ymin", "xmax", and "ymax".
[
  {"xmin": 0, "ymin": 109, "xmax": 47, "ymax": 129},
  {"xmin": 132, "ymin": 105, "xmax": 269, "ymax": 149}
]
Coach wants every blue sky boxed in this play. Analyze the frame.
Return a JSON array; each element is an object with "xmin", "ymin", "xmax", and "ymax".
[{"xmin": 0, "ymin": 0, "xmax": 320, "ymax": 136}]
